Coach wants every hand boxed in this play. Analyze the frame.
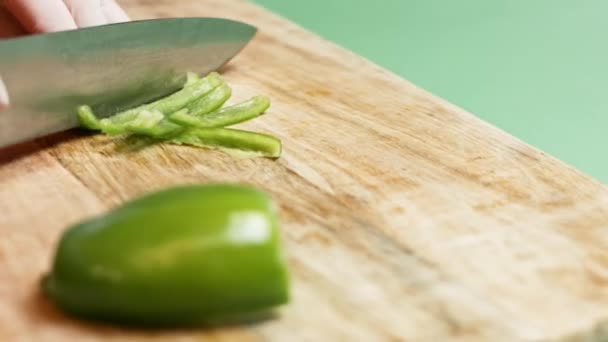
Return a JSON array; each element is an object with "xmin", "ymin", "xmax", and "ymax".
[
  {"xmin": 2, "ymin": 0, "xmax": 129, "ymax": 34},
  {"xmin": 0, "ymin": 0, "xmax": 130, "ymax": 108}
]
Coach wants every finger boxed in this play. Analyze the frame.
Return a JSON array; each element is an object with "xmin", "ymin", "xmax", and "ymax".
[
  {"xmin": 62, "ymin": 0, "xmax": 130, "ymax": 28},
  {"xmin": 0, "ymin": 5, "xmax": 26, "ymax": 38},
  {"xmin": 0, "ymin": 77, "xmax": 9, "ymax": 109},
  {"xmin": 4, "ymin": 0, "xmax": 76, "ymax": 33},
  {"xmin": 101, "ymin": 0, "xmax": 130, "ymax": 24},
  {"xmin": 62, "ymin": 0, "xmax": 107, "ymax": 28}
]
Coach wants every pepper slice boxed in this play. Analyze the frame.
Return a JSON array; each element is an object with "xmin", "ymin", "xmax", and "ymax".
[
  {"xmin": 126, "ymin": 110, "xmax": 186, "ymax": 138},
  {"xmin": 126, "ymin": 110, "xmax": 165, "ymax": 131},
  {"xmin": 42, "ymin": 184, "xmax": 290, "ymax": 327},
  {"xmin": 170, "ymin": 95, "xmax": 270, "ymax": 128},
  {"xmin": 186, "ymin": 83, "xmax": 232, "ymax": 116},
  {"xmin": 185, "ymin": 72, "xmax": 201, "ymax": 85},
  {"xmin": 173, "ymin": 128, "xmax": 282, "ymax": 158},
  {"xmin": 77, "ymin": 105, "xmax": 101, "ymax": 130},
  {"xmin": 75, "ymin": 72, "xmax": 282, "ymax": 159},
  {"xmin": 99, "ymin": 72, "xmax": 223, "ymax": 135}
]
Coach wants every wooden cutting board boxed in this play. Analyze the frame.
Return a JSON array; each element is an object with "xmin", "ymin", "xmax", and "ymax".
[{"xmin": 1, "ymin": 0, "xmax": 608, "ymax": 341}]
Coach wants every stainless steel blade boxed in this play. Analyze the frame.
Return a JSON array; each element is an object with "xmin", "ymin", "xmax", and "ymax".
[{"xmin": 0, "ymin": 17, "xmax": 256, "ymax": 148}]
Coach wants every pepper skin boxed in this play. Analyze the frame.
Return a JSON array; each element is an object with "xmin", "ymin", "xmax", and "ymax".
[
  {"xmin": 173, "ymin": 128, "xmax": 282, "ymax": 159},
  {"xmin": 169, "ymin": 95, "xmax": 270, "ymax": 128},
  {"xmin": 42, "ymin": 184, "xmax": 289, "ymax": 327}
]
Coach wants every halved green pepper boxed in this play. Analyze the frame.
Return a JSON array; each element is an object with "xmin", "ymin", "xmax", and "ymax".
[{"xmin": 42, "ymin": 184, "xmax": 290, "ymax": 327}]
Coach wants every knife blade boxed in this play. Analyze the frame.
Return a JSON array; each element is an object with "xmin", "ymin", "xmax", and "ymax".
[{"xmin": 0, "ymin": 17, "xmax": 256, "ymax": 148}]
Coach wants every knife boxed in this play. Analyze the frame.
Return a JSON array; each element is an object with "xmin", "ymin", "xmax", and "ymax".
[{"xmin": 0, "ymin": 17, "xmax": 256, "ymax": 148}]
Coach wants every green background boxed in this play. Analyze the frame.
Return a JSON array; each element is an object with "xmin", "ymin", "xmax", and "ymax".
[{"xmin": 254, "ymin": 0, "xmax": 607, "ymax": 183}]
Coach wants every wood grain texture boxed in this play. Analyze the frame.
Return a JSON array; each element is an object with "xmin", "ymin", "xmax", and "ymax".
[{"xmin": 1, "ymin": 0, "xmax": 607, "ymax": 341}]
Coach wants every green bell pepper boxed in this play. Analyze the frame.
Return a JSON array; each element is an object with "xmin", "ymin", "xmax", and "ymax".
[{"xmin": 42, "ymin": 184, "xmax": 290, "ymax": 327}]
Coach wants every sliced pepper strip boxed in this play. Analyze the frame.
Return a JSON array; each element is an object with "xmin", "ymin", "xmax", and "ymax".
[
  {"xmin": 185, "ymin": 72, "xmax": 201, "ymax": 86},
  {"xmin": 169, "ymin": 96, "xmax": 270, "ymax": 128},
  {"xmin": 77, "ymin": 105, "xmax": 101, "ymax": 130},
  {"xmin": 186, "ymin": 83, "xmax": 232, "ymax": 117},
  {"xmin": 127, "ymin": 110, "xmax": 165, "ymax": 130},
  {"xmin": 127, "ymin": 110, "xmax": 186, "ymax": 138},
  {"xmin": 75, "ymin": 72, "xmax": 282, "ymax": 160},
  {"xmin": 173, "ymin": 128, "xmax": 282, "ymax": 158},
  {"xmin": 99, "ymin": 72, "xmax": 223, "ymax": 135}
]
